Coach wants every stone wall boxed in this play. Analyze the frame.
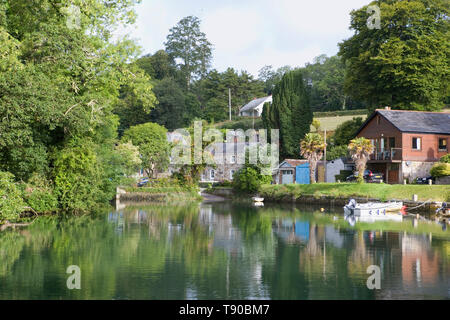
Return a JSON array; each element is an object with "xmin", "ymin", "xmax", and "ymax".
[
  {"xmin": 401, "ymin": 161, "xmax": 436, "ymax": 182},
  {"xmin": 436, "ymin": 176, "xmax": 450, "ymax": 185}
]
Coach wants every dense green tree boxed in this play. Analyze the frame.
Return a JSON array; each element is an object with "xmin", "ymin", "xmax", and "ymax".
[
  {"xmin": 0, "ymin": 0, "xmax": 156, "ymax": 212},
  {"xmin": 165, "ymin": 16, "xmax": 213, "ymax": 89},
  {"xmin": 136, "ymin": 50, "xmax": 177, "ymax": 81},
  {"xmin": 332, "ymin": 117, "xmax": 365, "ymax": 146},
  {"xmin": 0, "ymin": 172, "xmax": 25, "ymax": 221},
  {"xmin": 233, "ymin": 165, "xmax": 272, "ymax": 194},
  {"xmin": 302, "ymin": 55, "xmax": 366, "ymax": 111},
  {"xmin": 326, "ymin": 145, "xmax": 350, "ymax": 161},
  {"xmin": 195, "ymin": 68, "xmax": 265, "ymax": 122},
  {"xmin": 339, "ymin": 0, "xmax": 449, "ymax": 111},
  {"xmin": 122, "ymin": 123, "xmax": 170, "ymax": 178},
  {"xmin": 258, "ymin": 65, "xmax": 293, "ymax": 95},
  {"xmin": 262, "ymin": 70, "xmax": 313, "ymax": 158},
  {"xmin": 150, "ymin": 78, "xmax": 189, "ymax": 130}
]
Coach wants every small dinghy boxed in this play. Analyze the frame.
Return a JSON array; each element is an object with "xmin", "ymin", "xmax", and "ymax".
[
  {"xmin": 344, "ymin": 199, "xmax": 404, "ymax": 222},
  {"xmin": 252, "ymin": 197, "xmax": 264, "ymax": 203}
]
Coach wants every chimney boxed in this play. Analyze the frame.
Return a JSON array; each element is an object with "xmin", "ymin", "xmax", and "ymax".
[{"xmin": 385, "ymin": 106, "xmax": 391, "ymax": 110}]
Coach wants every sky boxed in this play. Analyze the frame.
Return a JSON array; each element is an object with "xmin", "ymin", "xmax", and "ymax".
[{"xmin": 117, "ymin": 0, "xmax": 373, "ymax": 77}]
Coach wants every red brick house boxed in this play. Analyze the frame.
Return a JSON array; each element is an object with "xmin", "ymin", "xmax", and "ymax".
[{"xmin": 355, "ymin": 108, "xmax": 450, "ymax": 184}]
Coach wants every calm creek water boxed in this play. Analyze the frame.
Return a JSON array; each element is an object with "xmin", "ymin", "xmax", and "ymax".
[{"xmin": 0, "ymin": 201, "xmax": 449, "ymax": 300}]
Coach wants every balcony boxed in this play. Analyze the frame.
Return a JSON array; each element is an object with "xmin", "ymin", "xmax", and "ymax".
[{"xmin": 369, "ymin": 148, "xmax": 402, "ymax": 162}]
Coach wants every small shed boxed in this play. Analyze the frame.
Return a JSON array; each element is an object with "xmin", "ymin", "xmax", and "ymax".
[{"xmin": 276, "ymin": 159, "xmax": 310, "ymax": 185}]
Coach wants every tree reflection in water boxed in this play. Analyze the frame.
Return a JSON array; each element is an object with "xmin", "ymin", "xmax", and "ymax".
[{"xmin": 0, "ymin": 202, "xmax": 448, "ymax": 299}]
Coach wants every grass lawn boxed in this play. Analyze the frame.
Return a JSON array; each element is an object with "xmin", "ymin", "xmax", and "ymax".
[
  {"xmin": 260, "ymin": 183, "xmax": 450, "ymax": 202},
  {"xmin": 311, "ymin": 114, "xmax": 367, "ymax": 132}
]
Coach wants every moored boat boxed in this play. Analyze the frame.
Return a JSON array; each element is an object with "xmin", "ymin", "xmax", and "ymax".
[
  {"xmin": 252, "ymin": 197, "xmax": 264, "ymax": 203},
  {"xmin": 344, "ymin": 199, "xmax": 404, "ymax": 221}
]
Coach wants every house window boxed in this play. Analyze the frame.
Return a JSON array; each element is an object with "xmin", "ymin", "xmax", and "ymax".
[
  {"xmin": 377, "ymin": 116, "xmax": 381, "ymax": 125},
  {"xmin": 230, "ymin": 170, "xmax": 235, "ymax": 179},
  {"xmin": 439, "ymin": 138, "xmax": 447, "ymax": 151},
  {"xmin": 412, "ymin": 137, "xmax": 421, "ymax": 150},
  {"xmin": 210, "ymin": 170, "xmax": 215, "ymax": 180},
  {"xmin": 389, "ymin": 137, "xmax": 396, "ymax": 149}
]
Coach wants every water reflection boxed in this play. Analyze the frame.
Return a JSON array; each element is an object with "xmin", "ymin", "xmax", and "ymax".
[{"xmin": 0, "ymin": 202, "xmax": 448, "ymax": 300}]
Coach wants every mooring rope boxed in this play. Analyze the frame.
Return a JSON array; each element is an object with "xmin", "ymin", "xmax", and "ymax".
[{"xmin": 406, "ymin": 199, "xmax": 434, "ymax": 211}]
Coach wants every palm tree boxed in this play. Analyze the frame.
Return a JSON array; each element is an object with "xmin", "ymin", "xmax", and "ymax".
[
  {"xmin": 348, "ymin": 137, "xmax": 374, "ymax": 183},
  {"xmin": 300, "ymin": 133, "xmax": 325, "ymax": 184}
]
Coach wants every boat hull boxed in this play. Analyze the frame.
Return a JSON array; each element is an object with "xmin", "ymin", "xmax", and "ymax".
[{"xmin": 344, "ymin": 202, "xmax": 404, "ymax": 221}]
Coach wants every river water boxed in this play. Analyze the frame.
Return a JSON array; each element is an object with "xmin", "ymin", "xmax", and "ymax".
[{"xmin": 0, "ymin": 201, "xmax": 449, "ymax": 300}]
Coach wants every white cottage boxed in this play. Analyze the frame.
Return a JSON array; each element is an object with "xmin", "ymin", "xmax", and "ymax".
[{"xmin": 239, "ymin": 96, "xmax": 272, "ymax": 117}]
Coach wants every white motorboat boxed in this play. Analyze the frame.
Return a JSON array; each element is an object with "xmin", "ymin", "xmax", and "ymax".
[
  {"xmin": 252, "ymin": 197, "xmax": 264, "ymax": 203},
  {"xmin": 344, "ymin": 199, "xmax": 404, "ymax": 222}
]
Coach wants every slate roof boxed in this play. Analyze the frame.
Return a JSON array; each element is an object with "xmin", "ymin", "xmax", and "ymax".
[
  {"xmin": 357, "ymin": 110, "xmax": 450, "ymax": 135},
  {"xmin": 280, "ymin": 159, "xmax": 309, "ymax": 167},
  {"xmin": 239, "ymin": 96, "xmax": 272, "ymax": 113}
]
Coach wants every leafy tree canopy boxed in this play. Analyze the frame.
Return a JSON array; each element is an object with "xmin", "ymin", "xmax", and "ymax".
[
  {"xmin": 165, "ymin": 16, "xmax": 213, "ymax": 89},
  {"xmin": 339, "ymin": 0, "xmax": 450, "ymax": 111}
]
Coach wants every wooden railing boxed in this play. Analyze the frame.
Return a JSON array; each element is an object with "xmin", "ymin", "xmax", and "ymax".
[{"xmin": 370, "ymin": 148, "xmax": 402, "ymax": 161}]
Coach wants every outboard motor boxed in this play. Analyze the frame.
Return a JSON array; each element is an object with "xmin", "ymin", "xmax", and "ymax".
[
  {"xmin": 436, "ymin": 202, "xmax": 448, "ymax": 215},
  {"xmin": 344, "ymin": 199, "xmax": 357, "ymax": 217}
]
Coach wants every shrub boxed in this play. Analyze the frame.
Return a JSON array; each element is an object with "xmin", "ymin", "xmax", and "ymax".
[
  {"xmin": 440, "ymin": 154, "xmax": 450, "ymax": 163},
  {"xmin": 54, "ymin": 142, "xmax": 104, "ymax": 212},
  {"xmin": 0, "ymin": 171, "xmax": 25, "ymax": 221},
  {"xmin": 327, "ymin": 145, "xmax": 349, "ymax": 161},
  {"xmin": 23, "ymin": 173, "xmax": 58, "ymax": 213},
  {"xmin": 430, "ymin": 163, "xmax": 450, "ymax": 177},
  {"xmin": 233, "ymin": 166, "xmax": 272, "ymax": 194},
  {"xmin": 25, "ymin": 189, "xmax": 58, "ymax": 213}
]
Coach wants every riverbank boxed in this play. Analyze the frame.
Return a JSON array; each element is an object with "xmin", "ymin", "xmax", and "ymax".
[
  {"xmin": 260, "ymin": 183, "xmax": 450, "ymax": 203},
  {"xmin": 118, "ymin": 186, "xmax": 202, "ymax": 202}
]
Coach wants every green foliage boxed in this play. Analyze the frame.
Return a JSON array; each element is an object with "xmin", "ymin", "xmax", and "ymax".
[
  {"xmin": 195, "ymin": 68, "xmax": 265, "ymax": 122},
  {"xmin": 332, "ymin": 117, "xmax": 364, "ymax": 146},
  {"xmin": 122, "ymin": 123, "xmax": 170, "ymax": 178},
  {"xmin": 327, "ymin": 145, "xmax": 349, "ymax": 161},
  {"xmin": 439, "ymin": 154, "xmax": 450, "ymax": 164},
  {"xmin": 339, "ymin": 0, "xmax": 449, "ymax": 111},
  {"xmin": 0, "ymin": 171, "xmax": 25, "ymax": 221},
  {"xmin": 0, "ymin": 0, "xmax": 155, "ymax": 214},
  {"xmin": 25, "ymin": 189, "xmax": 58, "ymax": 214},
  {"xmin": 150, "ymin": 78, "xmax": 192, "ymax": 130},
  {"xmin": 23, "ymin": 173, "xmax": 58, "ymax": 213},
  {"xmin": 233, "ymin": 165, "xmax": 272, "ymax": 194},
  {"xmin": 114, "ymin": 142, "xmax": 142, "ymax": 176},
  {"xmin": 430, "ymin": 163, "xmax": 450, "ymax": 177},
  {"xmin": 54, "ymin": 141, "xmax": 105, "ymax": 212},
  {"xmin": 215, "ymin": 118, "xmax": 264, "ymax": 130},
  {"xmin": 258, "ymin": 65, "xmax": 293, "ymax": 95},
  {"xmin": 263, "ymin": 69, "xmax": 313, "ymax": 158},
  {"xmin": 302, "ymin": 55, "xmax": 366, "ymax": 111}
]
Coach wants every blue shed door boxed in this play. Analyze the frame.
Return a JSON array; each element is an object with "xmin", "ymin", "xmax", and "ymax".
[{"xmin": 296, "ymin": 163, "xmax": 310, "ymax": 184}]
